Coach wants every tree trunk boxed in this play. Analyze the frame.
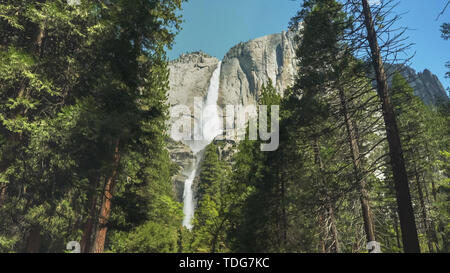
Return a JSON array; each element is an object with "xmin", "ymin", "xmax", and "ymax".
[
  {"xmin": 0, "ymin": 184, "xmax": 6, "ymax": 208},
  {"xmin": 92, "ymin": 139, "xmax": 121, "ymax": 253},
  {"xmin": 328, "ymin": 205, "xmax": 341, "ymax": 253},
  {"xmin": 26, "ymin": 225, "xmax": 41, "ymax": 253},
  {"xmin": 211, "ymin": 233, "xmax": 218, "ymax": 253},
  {"xmin": 413, "ymin": 163, "xmax": 434, "ymax": 253},
  {"xmin": 33, "ymin": 24, "xmax": 45, "ymax": 53},
  {"xmin": 318, "ymin": 213, "xmax": 327, "ymax": 253},
  {"xmin": 313, "ymin": 140, "xmax": 340, "ymax": 253},
  {"xmin": 360, "ymin": 0, "xmax": 420, "ymax": 253},
  {"xmin": 338, "ymin": 87, "xmax": 376, "ymax": 245},
  {"xmin": 393, "ymin": 211, "xmax": 402, "ymax": 250},
  {"xmin": 280, "ymin": 173, "xmax": 287, "ymax": 248},
  {"xmin": 80, "ymin": 177, "xmax": 99, "ymax": 253},
  {"xmin": 420, "ymin": 172, "xmax": 441, "ymax": 252}
]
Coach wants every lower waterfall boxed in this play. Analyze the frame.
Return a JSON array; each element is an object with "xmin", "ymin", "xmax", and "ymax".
[{"xmin": 182, "ymin": 61, "xmax": 223, "ymax": 229}]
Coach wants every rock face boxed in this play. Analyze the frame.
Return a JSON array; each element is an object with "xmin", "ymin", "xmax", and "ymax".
[
  {"xmin": 168, "ymin": 51, "xmax": 220, "ymax": 112},
  {"xmin": 165, "ymin": 30, "xmax": 299, "ymax": 200},
  {"xmin": 218, "ymin": 29, "xmax": 298, "ymax": 108},
  {"xmin": 166, "ymin": 29, "xmax": 449, "ymax": 202},
  {"xmin": 167, "ymin": 52, "xmax": 221, "ymax": 202},
  {"xmin": 395, "ymin": 66, "xmax": 448, "ymax": 105},
  {"xmin": 167, "ymin": 53, "xmax": 220, "ymax": 202},
  {"xmin": 166, "ymin": 138, "xmax": 194, "ymax": 202}
]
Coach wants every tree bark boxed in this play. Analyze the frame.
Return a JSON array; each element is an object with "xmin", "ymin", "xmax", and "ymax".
[
  {"xmin": 393, "ymin": 211, "xmax": 402, "ymax": 250},
  {"xmin": 26, "ymin": 225, "xmax": 41, "ymax": 253},
  {"xmin": 413, "ymin": 163, "xmax": 434, "ymax": 252},
  {"xmin": 318, "ymin": 213, "xmax": 327, "ymax": 253},
  {"xmin": 92, "ymin": 139, "xmax": 121, "ymax": 253},
  {"xmin": 361, "ymin": 0, "xmax": 420, "ymax": 253},
  {"xmin": 338, "ymin": 87, "xmax": 376, "ymax": 244},
  {"xmin": 328, "ymin": 205, "xmax": 341, "ymax": 253},
  {"xmin": 280, "ymin": 172, "xmax": 288, "ymax": 248},
  {"xmin": 313, "ymin": 140, "xmax": 341, "ymax": 253},
  {"xmin": 80, "ymin": 177, "xmax": 99, "ymax": 253},
  {"xmin": 0, "ymin": 184, "xmax": 6, "ymax": 208},
  {"xmin": 420, "ymin": 172, "xmax": 441, "ymax": 252}
]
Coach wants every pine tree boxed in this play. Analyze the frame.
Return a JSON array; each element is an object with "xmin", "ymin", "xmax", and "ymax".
[
  {"xmin": 390, "ymin": 72, "xmax": 448, "ymax": 252},
  {"xmin": 358, "ymin": 0, "xmax": 420, "ymax": 252},
  {"xmin": 0, "ymin": 0, "xmax": 108, "ymax": 252},
  {"xmin": 0, "ymin": 0, "xmax": 183, "ymax": 253},
  {"xmin": 190, "ymin": 143, "xmax": 232, "ymax": 253},
  {"xmin": 290, "ymin": 0, "xmax": 381, "ymax": 251}
]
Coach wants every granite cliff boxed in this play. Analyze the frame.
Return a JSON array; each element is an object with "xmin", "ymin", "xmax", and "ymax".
[{"xmin": 167, "ymin": 29, "xmax": 449, "ymax": 202}]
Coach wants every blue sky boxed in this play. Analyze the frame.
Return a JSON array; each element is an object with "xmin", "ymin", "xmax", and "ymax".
[{"xmin": 168, "ymin": 0, "xmax": 450, "ymax": 89}]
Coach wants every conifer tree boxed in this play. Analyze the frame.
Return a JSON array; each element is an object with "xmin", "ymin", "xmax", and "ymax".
[{"xmin": 0, "ymin": 0, "xmax": 183, "ymax": 253}]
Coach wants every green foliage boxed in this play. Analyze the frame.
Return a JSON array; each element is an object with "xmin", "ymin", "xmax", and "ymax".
[
  {"xmin": 109, "ymin": 195, "xmax": 182, "ymax": 253},
  {"xmin": 0, "ymin": 0, "xmax": 447, "ymax": 254},
  {"xmin": 0, "ymin": 0, "xmax": 183, "ymax": 253},
  {"xmin": 189, "ymin": 143, "xmax": 233, "ymax": 253},
  {"xmin": 383, "ymin": 72, "xmax": 450, "ymax": 252}
]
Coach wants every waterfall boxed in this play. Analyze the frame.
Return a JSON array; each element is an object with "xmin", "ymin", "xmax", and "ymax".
[
  {"xmin": 181, "ymin": 156, "xmax": 201, "ymax": 229},
  {"xmin": 182, "ymin": 61, "xmax": 223, "ymax": 229}
]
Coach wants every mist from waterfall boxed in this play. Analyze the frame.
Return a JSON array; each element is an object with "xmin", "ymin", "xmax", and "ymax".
[{"xmin": 182, "ymin": 61, "xmax": 223, "ymax": 229}]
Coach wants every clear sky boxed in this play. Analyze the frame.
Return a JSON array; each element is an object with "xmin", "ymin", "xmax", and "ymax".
[{"xmin": 168, "ymin": 0, "xmax": 450, "ymax": 89}]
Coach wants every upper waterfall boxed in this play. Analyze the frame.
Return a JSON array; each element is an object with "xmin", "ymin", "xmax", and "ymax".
[{"xmin": 182, "ymin": 61, "xmax": 223, "ymax": 229}]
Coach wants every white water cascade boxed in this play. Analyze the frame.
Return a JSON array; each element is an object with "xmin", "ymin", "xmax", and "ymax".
[{"xmin": 182, "ymin": 61, "xmax": 223, "ymax": 229}]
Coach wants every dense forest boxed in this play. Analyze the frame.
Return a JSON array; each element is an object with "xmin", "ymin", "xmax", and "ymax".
[{"xmin": 0, "ymin": 0, "xmax": 448, "ymax": 253}]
